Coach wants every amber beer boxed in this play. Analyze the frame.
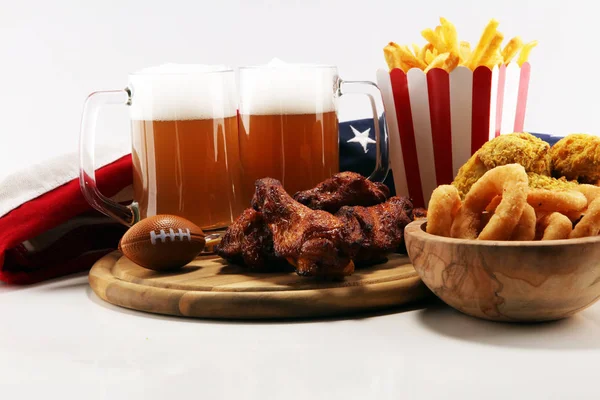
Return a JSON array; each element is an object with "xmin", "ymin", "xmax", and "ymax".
[
  {"xmin": 238, "ymin": 65, "xmax": 343, "ymax": 204},
  {"xmin": 124, "ymin": 65, "xmax": 244, "ymax": 230},
  {"xmin": 79, "ymin": 64, "xmax": 388, "ymax": 228},
  {"xmin": 238, "ymin": 111, "xmax": 339, "ymax": 203},
  {"xmin": 131, "ymin": 116, "xmax": 243, "ymax": 230},
  {"xmin": 78, "ymin": 65, "xmax": 250, "ymax": 229}
]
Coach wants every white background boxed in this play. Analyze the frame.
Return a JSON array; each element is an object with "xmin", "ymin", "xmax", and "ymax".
[
  {"xmin": 3, "ymin": 4, "xmax": 600, "ymax": 398},
  {"xmin": 0, "ymin": 0, "xmax": 596, "ymax": 178},
  {"xmin": 0, "ymin": 274, "xmax": 599, "ymax": 400}
]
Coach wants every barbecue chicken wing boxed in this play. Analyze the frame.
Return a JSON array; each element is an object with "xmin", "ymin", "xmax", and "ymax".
[
  {"xmin": 336, "ymin": 196, "xmax": 413, "ymax": 265},
  {"xmin": 293, "ymin": 171, "xmax": 390, "ymax": 213},
  {"xmin": 412, "ymin": 207, "xmax": 427, "ymax": 220},
  {"xmin": 216, "ymin": 208, "xmax": 286, "ymax": 271},
  {"xmin": 253, "ymin": 178, "xmax": 354, "ymax": 279}
]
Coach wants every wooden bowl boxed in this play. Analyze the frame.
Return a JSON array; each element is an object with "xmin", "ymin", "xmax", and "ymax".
[{"xmin": 405, "ymin": 220, "xmax": 600, "ymax": 322}]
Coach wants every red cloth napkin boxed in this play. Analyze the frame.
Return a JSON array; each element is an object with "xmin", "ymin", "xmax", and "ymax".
[{"xmin": 0, "ymin": 155, "xmax": 132, "ymax": 284}]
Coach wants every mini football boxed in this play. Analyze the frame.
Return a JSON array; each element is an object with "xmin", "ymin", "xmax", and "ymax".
[{"xmin": 119, "ymin": 214, "xmax": 206, "ymax": 271}]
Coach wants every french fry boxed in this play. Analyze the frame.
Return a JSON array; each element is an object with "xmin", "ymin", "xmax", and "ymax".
[
  {"xmin": 424, "ymin": 52, "xmax": 459, "ymax": 73},
  {"xmin": 419, "ymin": 43, "xmax": 433, "ymax": 64},
  {"xmin": 501, "ymin": 36, "xmax": 523, "ymax": 64},
  {"xmin": 459, "ymin": 41, "xmax": 471, "ymax": 63},
  {"xmin": 384, "ymin": 42, "xmax": 404, "ymax": 71},
  {"xmin": 398, "ymin": 44, "xmax": 428, "ymax": 70},
  {"xmin": 435, "ymin": 25, "xmax": 444, "ymax": 44},
  {"xmin": 487, "ymin": 51, "xmax": 504, "ymax": 68},
  {"xmin": 480, "ymin": 31, "xmax": 505, "ymax": 68},
  {"xmin": 467, "ymin": 18, "xmax": 500, "ymax": 69},
  {"xmin": 412, "ymin": 43, "xmax": 421, "ymax": 57},
  {"xmin": 425, "ymin": 49, "xmax": 435, "ymax": 64},
  {"xmin": 440, "ymin": 17, "xmax": 460, "ymax": 60},
  {"xmin": 495, "ymin": 49, "xmax": 504, "ymax": 66},
  {"xmin": 425, "ymin": 53, "xmax": 449, "ymax": 73},
  {"xmin": 518, "ymin": 40, "xmax": 538, "ymax": 66},
  {"xmin": 446, "ymin": 51, "xmax": 460, "ymax": 71},
  {"xmin": 384, "ymin": 17, "xmax": 536, "ymax": 73},
  {"xmin": 422, "ymin": 28, "xmax": 446, "ymax": 54}
]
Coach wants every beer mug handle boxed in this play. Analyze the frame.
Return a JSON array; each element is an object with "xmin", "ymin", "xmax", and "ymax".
[
  {"xmin": 79, "ymin": 88, "xmax": 139, "ymax": 227},
  {"xmin": 337, "ymin": 80, "xmax": 390, "ymax": 182}
]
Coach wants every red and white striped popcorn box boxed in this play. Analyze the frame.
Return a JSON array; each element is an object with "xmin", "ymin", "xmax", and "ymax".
[{"xmin": 377, "ymin": 63, "xmax": 531, "ymax": 208}]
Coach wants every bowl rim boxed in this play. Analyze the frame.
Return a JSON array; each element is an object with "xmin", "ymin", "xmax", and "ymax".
[{"xmin": 405, "ymin": 219, "xmax": 600, "ymax": 247}]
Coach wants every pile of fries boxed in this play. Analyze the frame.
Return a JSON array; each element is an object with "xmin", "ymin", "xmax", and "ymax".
[{"xmin": 384, "ymin": 18, "xmax": 537, "ymax": 73}]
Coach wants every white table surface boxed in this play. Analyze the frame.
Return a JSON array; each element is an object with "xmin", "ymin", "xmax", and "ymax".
[{"xmin": 1, "ymin": 273, "xmax": 598, "ymax": 400}]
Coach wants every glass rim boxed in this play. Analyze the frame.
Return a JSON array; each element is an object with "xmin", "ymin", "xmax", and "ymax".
[
  {"xmin": 129, "ymin": 65, "xmax": 234, "ymax": 77},
  {"xmin": 238, "ymin": 63, "xmax": 338, "ymax": 70}
]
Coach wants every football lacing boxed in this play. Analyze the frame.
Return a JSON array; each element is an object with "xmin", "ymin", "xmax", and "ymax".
[{"xmin": 150, "ymin": 228, "xmax": 191, "ymax": 245}]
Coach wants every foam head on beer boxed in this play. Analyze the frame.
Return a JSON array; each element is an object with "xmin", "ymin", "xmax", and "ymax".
[
  {"xmin": 239, "ymin": 59, "xmax": 338, "ymax": 115},
  {"xmin": 238, "ymin": 59, "xmax": 340, "ymax": 202},
  {"xmin": 129, "ymin": 63, "xmax": 244, "ymax": 231},
  {"xmin": 129, "ymin": 63, "xmax": 237, "ymax": 121}
]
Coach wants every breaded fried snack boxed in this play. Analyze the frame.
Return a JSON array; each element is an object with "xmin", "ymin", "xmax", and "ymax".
[
  {"xmin": 550, "ymin": 134, "xmax": 600, "ymax": 184},
  {"xmin": 527, "ymin": 173, "xmax": 578, "ymax": 191},
  {"xmin": 453, "ymin": 132, "xmax": 551, "ymax": 197}
]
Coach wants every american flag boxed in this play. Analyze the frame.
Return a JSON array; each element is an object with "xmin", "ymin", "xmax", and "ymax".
[
  {"xmin": 339, "ymin": 117, "xmax": 560, "ymax": 198},
  {"xmin": 0, "ymin": 118, "xmax": 561, "ymax": 284}
]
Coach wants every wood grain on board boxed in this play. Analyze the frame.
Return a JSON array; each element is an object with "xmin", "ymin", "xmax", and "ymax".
[{"xmin": 89, "ymin": 251, "xmax": 431, "ymax": 319}]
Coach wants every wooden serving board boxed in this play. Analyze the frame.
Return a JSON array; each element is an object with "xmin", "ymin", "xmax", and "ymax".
[{"xmin": 89, "ymin": 251, "xmax": 431, "ymax": 319}]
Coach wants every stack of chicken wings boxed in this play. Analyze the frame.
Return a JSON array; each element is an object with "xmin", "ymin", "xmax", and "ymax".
[{"xmin": 217, "ymin": 172, "xmax": 419, "ymax": 279}]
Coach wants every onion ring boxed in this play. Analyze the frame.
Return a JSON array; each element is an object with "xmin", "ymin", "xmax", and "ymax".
[
  {"xmin": 536, "ymin": 212, "xmax": 572, "ymax": 240},
  {"xmin": 485, "ymin": 198, "xmax": 535, "ymax": 240},
  {"xmin": 570, "ymin": 198, "xmax": 600, "ymax": 238},
  {"xmin": 426, "ymin": 185, "xmax": 461, "ymax": 237},
  {"xmin": 576, "ymin": 184, "xmax": 600, "ymax": 203},
  {"xmin": 527, "ymin": 189, "xmax": 586, "ymax": 213},
  {"xmin": 563, "ymin": 209, "xmax": 585, "ymax": 223},
  {"xmin": 485, "ymin": 195, "xmax": 502, "ymax": 213},
  {"xmin": 510, "ymin": 204, "xmax": 536, "ymax": 241},
  {"xmin": 451, "ymin": 164, "xmax": 528, "ymax": 240},
  {"xmin": 561, "ymin": 185, "xmax": 600, "ymax": 223}
]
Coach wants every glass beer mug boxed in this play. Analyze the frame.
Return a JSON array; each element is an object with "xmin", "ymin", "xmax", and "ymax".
[
  {"xmin": 79, "ymin": 64, "xmax": 244, "ymax": 230},
  {"xmin": 237, "ymin": 62, "xmax": 389, "ymax": 204}
]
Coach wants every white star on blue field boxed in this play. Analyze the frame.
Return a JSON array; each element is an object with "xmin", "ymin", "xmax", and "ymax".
[{"xmin": 347, "ymin": 125, "xmax": 376, "ymax": 153}]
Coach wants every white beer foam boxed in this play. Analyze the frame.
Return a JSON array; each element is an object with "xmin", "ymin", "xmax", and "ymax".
[
  {"xmin": 239, "ymin": 59, "xmax": 338, "ymax": 115},
  {"xmin": 129, "ymin": 63, "xmax": 237, "ymax": 121}
]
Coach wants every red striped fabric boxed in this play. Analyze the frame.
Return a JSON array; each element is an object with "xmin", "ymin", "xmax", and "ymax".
[
  {"xmin": 0, "ymin": 155, "xmax": 132, "ymax": 284},
  {"xmin": 426, "ymin": 69, "xmax": 453, "ymax": 186},
  {"xmin": 390, "ymin": 69, "xmax": 425, "ymax": 208}
]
